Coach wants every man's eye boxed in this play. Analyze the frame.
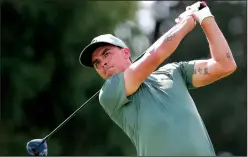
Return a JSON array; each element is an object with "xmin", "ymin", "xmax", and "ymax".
[
  {"xmin": 104, "ymin": 52, "xmax": 109, "ymax": 57},
  {"xmin": 94, "ymin": 62, "xmax": 99, "ymax": 67}
]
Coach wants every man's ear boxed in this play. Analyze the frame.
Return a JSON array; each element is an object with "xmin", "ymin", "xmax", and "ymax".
[{"xmin": 123, "ymin": 48, "xmax": 131, "ymax": 59}]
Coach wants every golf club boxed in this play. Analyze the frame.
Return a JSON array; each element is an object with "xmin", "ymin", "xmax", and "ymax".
[{"xmin": 26, "ymin": 90, "xmax": 99, "ymax": 156}]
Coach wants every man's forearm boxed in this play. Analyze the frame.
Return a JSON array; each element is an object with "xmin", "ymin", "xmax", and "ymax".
[
  {"xmin": 146, "ymin": 16, "xmax": 195, "ymax": 64},
  {"xmin": 126, "ymin": 16, "xmax": 195, "ymax": 95},
  {"xmin": 201, "ymin": 17, "xmax": 237, "ymax": 68}
]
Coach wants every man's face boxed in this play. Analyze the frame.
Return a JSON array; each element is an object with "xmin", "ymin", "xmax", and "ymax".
[{"xmin": 91, "ymin": 45, "xmax": 131, "ymax": 79}]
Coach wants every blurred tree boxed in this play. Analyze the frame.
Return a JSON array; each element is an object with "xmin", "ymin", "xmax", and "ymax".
[{"xmin": 1, "ymin": 0, "xmax": 137, "ymax": 155}]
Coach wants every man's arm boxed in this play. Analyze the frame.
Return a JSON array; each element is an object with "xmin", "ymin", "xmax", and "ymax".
[
  {"xmin": 192, "ymin": 16, "xmax": 237, "ymax": 88},
  {"xmin": 124, "ymin": 16, "xmax": 196, "ymax": 96}
]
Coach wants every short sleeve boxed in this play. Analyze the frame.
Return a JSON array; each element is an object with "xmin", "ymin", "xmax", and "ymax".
[
  {"xmin": 175, "ymin": 61, "xmax": 196, "ymax": 89},
  {"xmin": 99, "ymin": 72, "xmax": 131, "ymax": 116}
]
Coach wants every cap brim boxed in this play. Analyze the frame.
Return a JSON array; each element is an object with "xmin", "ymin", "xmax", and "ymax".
[{"xmin": 79, "ymin": 42, "xmax": 112, "ymax": 67}]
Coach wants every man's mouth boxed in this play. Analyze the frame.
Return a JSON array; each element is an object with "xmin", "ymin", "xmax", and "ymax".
[{"xmin": 105, "ymin": 66, "xmax": 113, "ymax": 72}]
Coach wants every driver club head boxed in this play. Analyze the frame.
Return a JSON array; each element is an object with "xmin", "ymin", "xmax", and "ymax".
[
  {"xmin": 26, "ymin": 139, "xmax": 48, "ymax": 156},
  {"xmin": 24, "ymin": 89, "xmax": 100, "ymax": 156}
]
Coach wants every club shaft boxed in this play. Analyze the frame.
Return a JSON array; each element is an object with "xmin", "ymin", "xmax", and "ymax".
[{"xmin": 42, "ymin": 90, "xmax": 100, "ymax": 142}]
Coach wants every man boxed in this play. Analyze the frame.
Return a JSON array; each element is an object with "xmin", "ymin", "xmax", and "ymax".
[{"xmin": 79, "ymin": 2, "xmax": 237, "ymax": 156}]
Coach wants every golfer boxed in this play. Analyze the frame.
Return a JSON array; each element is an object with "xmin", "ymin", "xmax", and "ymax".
[{"xmin": 79, "ymin": 2, "xmax": 237, "ymax": 156}]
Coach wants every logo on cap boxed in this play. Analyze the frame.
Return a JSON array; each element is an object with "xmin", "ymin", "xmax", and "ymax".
[{"xmin": 91, "ymin": 39, "xmax": 97, "ymax": 43}]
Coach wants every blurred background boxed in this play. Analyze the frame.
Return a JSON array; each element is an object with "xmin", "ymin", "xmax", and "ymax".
[{"xmin": 1, "ymin": 0, "xmax": 247, "ymax": 156}]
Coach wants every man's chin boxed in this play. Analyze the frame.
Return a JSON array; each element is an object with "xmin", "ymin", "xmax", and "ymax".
[
  {"xmin": 105, "ymin": 74, "xmax": 114, "ymax": 79},
  {"xmin": 105, "ymin": 71, "xmax": 118, "ymax": 79}
]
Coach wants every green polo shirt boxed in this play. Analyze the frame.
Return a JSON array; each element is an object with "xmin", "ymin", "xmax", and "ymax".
[{"xmin": 99, "ymin": 61, "xmax": 216, "ymax": 156}]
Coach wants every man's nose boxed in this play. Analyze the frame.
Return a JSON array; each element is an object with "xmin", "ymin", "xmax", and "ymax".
[{"xmin": 101, "ymin": 61, "xmax": 107, "ymax": 67}]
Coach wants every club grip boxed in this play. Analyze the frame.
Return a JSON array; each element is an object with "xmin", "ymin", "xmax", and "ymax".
[{"xmin": 199, "ymin": 1, "xmax": 207, "ymax": 10}]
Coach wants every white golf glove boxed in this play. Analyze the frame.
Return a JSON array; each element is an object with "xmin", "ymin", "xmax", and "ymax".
[
  {"xmin": 193, "ymin": 1, "xmax": 214, "ymax": 25},
  {"xmin": 175, "ymin": 1, "xmax": 214, "ymax": 25}
]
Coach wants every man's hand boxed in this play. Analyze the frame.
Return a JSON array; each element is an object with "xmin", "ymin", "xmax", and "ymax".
[
  {"xmin": 175, "ymin": 1, "xmax": 214, "ymax": 25},
  {"xmin": 175, "ymin": 8, "xmax": 197, "ymax": 24},
  {"xmin": 175, "ymin": 1, "xmax": 203, "ymax": 24}
]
